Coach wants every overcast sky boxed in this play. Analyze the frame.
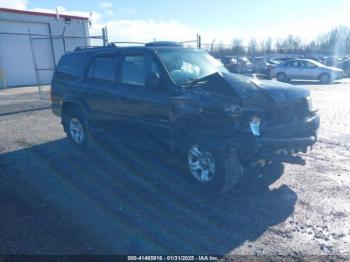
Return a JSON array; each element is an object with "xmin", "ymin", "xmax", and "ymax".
[{"xmin": 1, "ymin": 0, "xmax": 350, "ymax": 44}]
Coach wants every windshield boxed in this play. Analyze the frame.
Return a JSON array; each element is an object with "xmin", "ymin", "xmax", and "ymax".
[
  {"xmin": 156, "ymin": 49, "xmax": 228, "ymax": 85},
  {"xmin": 310, "ymin": 60, "xmax": 325, "ymax": 67}
]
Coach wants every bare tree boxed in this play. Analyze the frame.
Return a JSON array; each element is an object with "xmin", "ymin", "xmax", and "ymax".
[
  {"xmin": 231, "ymin": 38, "xmax": 245, "ymax": 55},
  {"xmin": 212, "ymin": 26, "xmax": 350, "ymax": 58},
  {"xmin": 248, "ymin": 38, "xmax": 257, "ymax": 56},
  {"xmin": 265, "ymin": 37, "xmax": 273, "ymax": 54}
]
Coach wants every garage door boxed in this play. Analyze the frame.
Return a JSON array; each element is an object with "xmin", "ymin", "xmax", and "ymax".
[{"xmin": 0, "ymin": 20, "xmax": 55, "ymax": 87}]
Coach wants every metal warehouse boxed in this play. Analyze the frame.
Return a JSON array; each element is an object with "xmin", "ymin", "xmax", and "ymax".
[{"xmin": 0, "ymin": 8, "xmax": 94, "ymax": 87}]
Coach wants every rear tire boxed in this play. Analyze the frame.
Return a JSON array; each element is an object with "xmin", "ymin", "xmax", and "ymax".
[
  {"xmin": 186, "ymin": 140, "xmax": 242, "ymax": 195},
  {"xmin": 276, "ymin": 72, "xmax": 288, "ymax": 82},
  {"xmin": 63, "ymin": 108, "xmax": 89, "ymax": 150},
  {"xmin": 319, "ymin": 73, "xmax": 331, "ymax": 84}
]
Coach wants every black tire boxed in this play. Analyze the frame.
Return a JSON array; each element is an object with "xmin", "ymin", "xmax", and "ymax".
[
  {"xmin": 63, "ymin": 108, "xmax": 89, "ymax": 150},
  {"xmin": 319, "ymin": 73, "xmax": 331, "ymax": 84},
  {"xmin": 276, "ymin": 72, "xmax": 288, "ymax": 82},
  {"xmin": 185, "ymin": 139, "xmax": 242, "ymax": 195},
  {"xmin": 243, "ymin": 160, "xmax": 284, "ymax": 187}
]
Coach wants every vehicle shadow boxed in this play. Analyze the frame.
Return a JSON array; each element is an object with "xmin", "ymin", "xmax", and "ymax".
[{"xmin": 0, "ymin": 139, "xmax": 297, "ymax": 255}]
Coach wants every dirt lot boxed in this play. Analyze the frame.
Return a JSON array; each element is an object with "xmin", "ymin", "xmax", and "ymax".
[{"xmin": 0, "ymin": 80, "xmax": 349, "ymax": 257}]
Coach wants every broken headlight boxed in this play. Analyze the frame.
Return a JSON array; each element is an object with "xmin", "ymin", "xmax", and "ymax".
[
  {"xmin": 306, "ymin": 96, "xmax": 313, "ymax": 111},
  {"xmin": 249, "ymin": 116, "xmax": 261, "ymax": 136}
]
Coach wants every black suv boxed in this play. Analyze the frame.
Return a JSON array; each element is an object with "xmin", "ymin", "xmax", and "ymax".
[{"xmin": 51, "ymin": 41, "xmax": 320, "ymax": 194}]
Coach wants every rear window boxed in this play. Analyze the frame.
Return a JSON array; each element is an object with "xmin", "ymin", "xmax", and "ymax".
[{"xmin": 55, "ymin": 53, "xmax": 91, "ymax": 79}]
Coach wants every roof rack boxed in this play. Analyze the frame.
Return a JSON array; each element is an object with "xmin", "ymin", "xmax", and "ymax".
[
  {"xmin": 108, "ymin": 41, "xmax": 185, "ymax": 47},
  {"xmin": 108, "ymin": 42, "xmax": 146, "ymax": 46},
  {"xmin": 74, "ymin": 45, "xmax": 114, "ymax": 51},
  {"xmin": 145, "ymin": 41, "xmax": 184, "ymax": 47},
  {"xmin": 74, "ymin": 41, "xmax": 188, "ymax": 51}
]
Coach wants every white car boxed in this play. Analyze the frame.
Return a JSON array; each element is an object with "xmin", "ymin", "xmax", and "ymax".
[{"xmin": 271, "ymin": 59, "xmax": 344, "ymax": 84}]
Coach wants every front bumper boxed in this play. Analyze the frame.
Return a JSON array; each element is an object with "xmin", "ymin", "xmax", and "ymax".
[
  {"xmin": 241, "ymin": 113, "xmax": 320, "ymax": 157},
  {"xmin": 260, "ymin": 113, "xmax": 320, "ymax": 140},
  {"xmin": 256, "ymin": 136, "xmax": 316, "ymax": 147},
  {"xmin": 331, "ymin": 71, "xmax": 345, "ymax": 80}
]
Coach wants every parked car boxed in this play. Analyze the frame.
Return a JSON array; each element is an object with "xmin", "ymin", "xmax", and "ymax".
[
  {"xmin": 51, "ymin": 42, "xmax": 320, "ymax": 195},
  {"xmin": 334, "ymin": 58, "xmax": 350, "ymax": 77},
  {"xmin": 253, "ymin": 57, "xmax": 276, "ymax": 76},
  {"xmin": 236, "ymin": 57, "xmax": 254, "ymax": 74},
  {"xmin": 219, "ymin": 56, "xmax": 235, "ymax": 66},
  {"xmin": 271, "ymin": 59, "xmax": 344, "ymax": 83},
  {"xmin": 267, "ymin": 59, "xmax": 283, "ymax": 66},
  {"xmin": 224, "ymin": 57, "xmax": 253, "ymax": 74},
  {"xmin": 321, "ymin": 56, "xmax": 343, "ymax": 67}
]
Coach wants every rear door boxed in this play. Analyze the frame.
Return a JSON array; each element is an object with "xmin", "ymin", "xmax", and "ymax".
[
  {"xmin": 285, "ymin": 60, "xmax": 300, "ymax": 79},
  {"xmin": 117, "ymin": 51, "xmax": 172, "ymax": 151},
  {"xmin": 83, "ymin": 54, "xmax": 122, "ymax": 134}
]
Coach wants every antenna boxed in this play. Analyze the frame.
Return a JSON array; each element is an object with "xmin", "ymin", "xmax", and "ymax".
[{"xmin": 89, "ymin": 12, "xmax": 92, "ymax": 26}]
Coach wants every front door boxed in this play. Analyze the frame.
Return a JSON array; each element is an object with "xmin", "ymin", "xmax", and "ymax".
[
  {"xmin": 298, "ymin": 60, "xmax": 319, "ymax": 80},
  {"xmin": 117, "ymin": 51, "xmax": 171, "ymax": 152}
]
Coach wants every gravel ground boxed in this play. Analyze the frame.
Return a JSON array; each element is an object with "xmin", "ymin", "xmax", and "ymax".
[{"xmin": 0, "ymin": 80, "xmax": 349, "ymax": 257}]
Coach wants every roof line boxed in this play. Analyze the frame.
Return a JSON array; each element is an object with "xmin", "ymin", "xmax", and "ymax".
[{"xmin": 0, "ymin": 7, "xmax": 89, "ymax": 20}]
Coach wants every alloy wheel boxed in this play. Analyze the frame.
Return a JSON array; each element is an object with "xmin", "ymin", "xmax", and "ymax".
[
  {"xmin": 69, "ymin": 118, "xmax": 84, "ymax": 144},
  {"xmin": 188, "ymin": 145, "xmax": 216, "ymax": 183}
]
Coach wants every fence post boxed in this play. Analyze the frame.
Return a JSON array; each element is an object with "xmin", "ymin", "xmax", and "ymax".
[
  {"xmin": 196, "ymin": 34, "xmax": 201, "ymax": 49},
  {"xmin": 102, "ymin": 26, "xmax": 108, "ymax": 46},
  {"xmin": 62, "ymin": 27, "xmax": 66, "ymax": 53},
  {"xmin": 0, "ymin": 69, "xmax": 6, "ymax": 89},
  {"xmin": 211, "ymin": 39, "xmax": 216, "ymax": 53}
]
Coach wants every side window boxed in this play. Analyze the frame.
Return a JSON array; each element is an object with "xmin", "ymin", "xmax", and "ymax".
[
  {"xmin": 86, "ymin": 56, "xmax": 118, "ymax": 82},
  {"xmin": 293, "ymin": 61, "xmax": 300, "ymax": 67},
  {"xmin": 287, "ymin": 60, "xmax": 299, "ymax": 67},
  {"xmin": 299, "ymin": 61, "xmax": 307, "ymax": 68},
  {"xmin": 121, "ymin": 54, "xmax": 160, "ymax": 86}
]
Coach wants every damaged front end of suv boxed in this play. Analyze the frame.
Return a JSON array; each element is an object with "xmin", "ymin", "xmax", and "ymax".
[{"xmin": 171, "ymin": 71, "xmax": 319, "ymax": 172}]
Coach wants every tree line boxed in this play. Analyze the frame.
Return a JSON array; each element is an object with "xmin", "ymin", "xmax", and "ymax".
[{"xmin": 212, "ymin": 25, "xmax": 350, "ymax": 57}]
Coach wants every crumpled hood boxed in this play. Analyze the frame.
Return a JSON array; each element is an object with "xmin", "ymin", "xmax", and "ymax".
[
  {"xmin": 248, "ymin": 77, "xmax": 310, "ymax": 103},
  {"xmin": 220, "ymin": 72, "xmax": 310, "ymax": 104}
]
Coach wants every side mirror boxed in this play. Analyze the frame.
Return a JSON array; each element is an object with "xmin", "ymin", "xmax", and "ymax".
[{"xmin": 145, "ymin": 72, "xmax": 161, "ymax": 89}]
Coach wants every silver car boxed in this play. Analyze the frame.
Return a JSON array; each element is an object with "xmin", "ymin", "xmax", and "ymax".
[{"xmin": 271, "ymin": 59, "xmax": 344, "ymax": 84}]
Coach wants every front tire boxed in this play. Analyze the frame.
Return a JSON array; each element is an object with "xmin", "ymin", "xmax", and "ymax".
[
  {"xmin": 319, "ymin": 73, "xmax": 331, "ymax": 84},
  {"xmin": 276, "ymin": 72, "xmax": 288, "ymax": 82},
  {"xmin": 63, "ymin": 108, "xmax": 89, "ymax": 150},
  {"xmin": 186, "ymin": 143, "xmax": 242, "ymax": 195}
]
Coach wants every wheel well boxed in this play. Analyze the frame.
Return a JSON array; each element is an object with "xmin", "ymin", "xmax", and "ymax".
[
  {"xmin": 61, "ymin": 102, "xmax": 83, "ymax": 133},
  {"xmin": 319, "ymin": 72, "xmax": 330, "ymax": 79},
  {"xmin": 62, "ymin": 102, "xmax": 80, "ymax": 115}
]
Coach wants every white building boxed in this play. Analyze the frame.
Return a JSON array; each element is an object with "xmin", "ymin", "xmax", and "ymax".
[{"xmin": 0, "ymin": 7, "xmax": 90, "ymax": 87}]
